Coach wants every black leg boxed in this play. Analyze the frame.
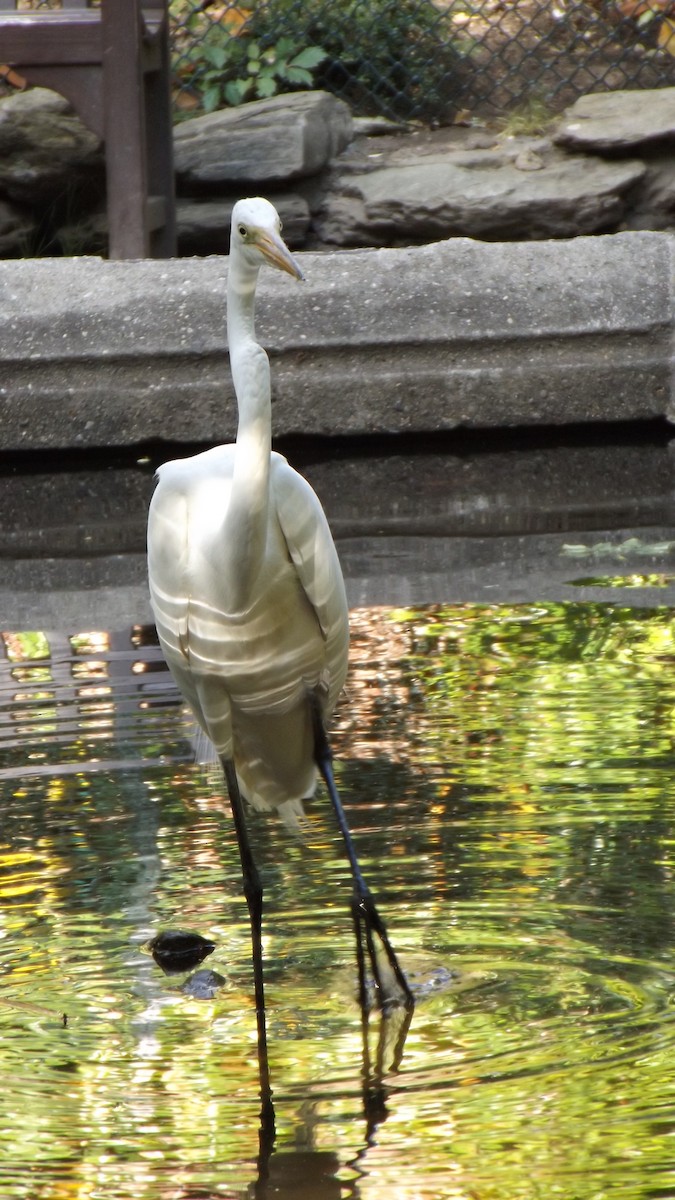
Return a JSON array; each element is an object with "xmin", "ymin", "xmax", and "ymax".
[
  {"xmin": 309, "ymin": 699, "xmax": 414, "ymax": 1013},
  {"xmin": 222, "ymin": 758, "xmax": 276, "ymax": 1160}
]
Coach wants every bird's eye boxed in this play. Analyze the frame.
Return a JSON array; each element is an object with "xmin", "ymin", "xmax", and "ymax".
[
  {"xmin": 278, "ymin": 219, "xmax": 283, "ymax": 233},
  {"xmin": 237, "ymin": 224, "xmax": 248, "ymax": 239}
]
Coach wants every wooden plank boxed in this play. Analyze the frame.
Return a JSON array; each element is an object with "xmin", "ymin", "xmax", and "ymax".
[
  {"xmin": 0, "ymin": 0, "xmax": 175, "ymax": 259},
  {"xmin": 0, "ymin": 14, "xmax": 103, "ymax": 65},
  {"xmin": 0, "ymin": 10, "xmax": 162, "ymax": 66},
  {"xmin": 0, "ymin": 1, "xmax": 91, "ymax": 8},
  {"xmin": 102, "ymin": 0, "xmax": 149, "ymax": 257},
  {"xmin": 17, "ymin": 64, "xmax": 104, "ymax": 136}
]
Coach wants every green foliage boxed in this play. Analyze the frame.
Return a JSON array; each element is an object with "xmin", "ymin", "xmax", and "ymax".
[
  {"xmin": 192, "ymin": 27, "xmax": 327, "ymax": 111},
  {"xmin": 1, "ymin": 630, "xmax": 50, "ymax": 661},
  {"xmin": 171, "ymin": 0, "xmax": 464, "ymax": 119},
  {"xmin": 497, "ymin": 95, "xmax": 555, "ymax": 136},
  {"xmin": 258, "ymin": 0, "xmax": 462, "ymax": 119},
  {"xmin": 172, "ymin": 2, "xmax": 328, "ymax": 111}
]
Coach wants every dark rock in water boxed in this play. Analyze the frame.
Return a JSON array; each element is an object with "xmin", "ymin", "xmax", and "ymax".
[{"xmin": 147, "ymin": 930, "xmax": 216, "ymax": 974}]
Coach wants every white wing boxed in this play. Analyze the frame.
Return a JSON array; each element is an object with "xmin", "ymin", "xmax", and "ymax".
[{"xmin": 271, "ymin": 454, "xmax": 349, "ymax": 718}]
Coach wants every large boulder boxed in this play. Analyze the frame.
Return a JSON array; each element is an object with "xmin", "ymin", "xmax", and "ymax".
[
  {"xmin": 314, "ymin": 146, "xmax": 645, "ymax": 245},
  {"xmin": 554, "ymin": 88, "xmax": 675, "ymax": 154},
  {"xmin": 0, "ymin": 83, "xmax": 673, "ymax": 255},
  {"xmin": 176, "ymin": 193, "xmax": 310, "ymax": 254},
  {"xmin": 54, "ymin": 193, "xmax": 312, "ymax": 257},
  {"xmin": 173, "ymin": 90, "xmax": 353, "ymax": 190},
  {"xmin": 554, "ymin": 88, "xmax": 675, "ymax": 233},
  {"xmin": 0, "ymin": 87, "xmax": 103, "ymax": 207}
]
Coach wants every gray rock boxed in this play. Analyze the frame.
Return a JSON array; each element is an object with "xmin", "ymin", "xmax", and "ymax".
[
  {"xmin": 554, "ymin": 88, "xmax": 675, "ymax": 154},
  {"xmin": 314, "ymin": 149, "xmax": 645, "ymax": 244},
  {"xmin": 0, "ymin": 86, "xmax": 102, "ymax": 206},
  {"xmin": 55, "ymin": 193, "xmax": 312, "ymax": 257},
  {"xmin": 176, "ymin": 193, "xmax": 310, "ymax": 255},
  {"xmin": 174, "ymin": 90, "xmax": 353, "ymax": 190},
  {"xmin": 0, "ymin": 83, "xmax": 672, "ymax": 259},
  {"xmin": 352, "ymin": 115, "xmax": 411, "ymax": 137},
  {"xmin": 0, "ymin": 198, "xmax": 36, "ymax": 255},
  {"xmin": 623, "ymin": 150, "xmax": 675, "ymax": 231}
]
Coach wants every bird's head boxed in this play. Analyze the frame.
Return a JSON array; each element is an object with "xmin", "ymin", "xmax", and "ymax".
[{"xmin": 230, "ymin": 197, "xmax": 304, "ymax": 281}]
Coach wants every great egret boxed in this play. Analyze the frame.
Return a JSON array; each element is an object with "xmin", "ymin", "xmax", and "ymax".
[{"xmin": 147, "ymin": 197, "xmax": 413, "ymax": 1118}]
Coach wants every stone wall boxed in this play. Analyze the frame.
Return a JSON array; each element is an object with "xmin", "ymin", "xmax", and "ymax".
[{"xmin": 0, "ymin": 86, "xmax": 673, "ymax": 258}]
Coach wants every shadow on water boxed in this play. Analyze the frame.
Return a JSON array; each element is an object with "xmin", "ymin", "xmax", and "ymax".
[{"xmin": 0, "ymin": 428, "xmax": 675, "ymax": 1198}]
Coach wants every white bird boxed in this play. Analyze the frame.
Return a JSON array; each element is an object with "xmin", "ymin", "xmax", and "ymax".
[{"xmin": 147, "ymin": 197, "xmax": 412, "ymax": 1116}]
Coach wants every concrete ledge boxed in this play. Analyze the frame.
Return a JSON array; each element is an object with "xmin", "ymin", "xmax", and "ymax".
[{"xmin": 1, "ymin": 232, "xmax": 674, "ymax": 450}]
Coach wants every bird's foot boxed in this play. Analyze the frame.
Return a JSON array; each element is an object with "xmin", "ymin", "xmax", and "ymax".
[{"xmin": 352, "ymin": 887, "xmax": 414, "ymax": 1013}]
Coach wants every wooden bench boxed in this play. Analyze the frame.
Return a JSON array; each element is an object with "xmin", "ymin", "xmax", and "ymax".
[{"xmin": 0, "ymin": 0, "xmax": 176, "ymax": 258}]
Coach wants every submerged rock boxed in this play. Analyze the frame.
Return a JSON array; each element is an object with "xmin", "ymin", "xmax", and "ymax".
[{"xmin": 180, "ymin": 969, "xmax": 227, "ymax": 999}]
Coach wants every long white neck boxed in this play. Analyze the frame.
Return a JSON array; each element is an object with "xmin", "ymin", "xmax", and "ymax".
[{"xmin": 225, "ymin": 252, "xmax": 272, "ymax": 604}]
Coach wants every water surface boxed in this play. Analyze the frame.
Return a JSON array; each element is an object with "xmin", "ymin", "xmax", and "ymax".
[{"xmin": 1, "ymin": 595, "xmax": 674, "ymax": 1199}]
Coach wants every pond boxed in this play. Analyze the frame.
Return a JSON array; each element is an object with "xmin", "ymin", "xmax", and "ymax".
[{"xmin": 0, "ymin": 437, "xmax": 674, "ymax": 1199}]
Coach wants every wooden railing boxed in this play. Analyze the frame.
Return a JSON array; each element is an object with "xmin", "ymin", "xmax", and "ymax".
[{"xmin": 0, "ymin": 0, "xmax": 176, "ymax": 258}]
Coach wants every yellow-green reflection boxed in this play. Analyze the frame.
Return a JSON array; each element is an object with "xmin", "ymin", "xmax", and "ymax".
[{"xmin": 0, "ymin": 603, "xmax": 673, "ymax": 1199}]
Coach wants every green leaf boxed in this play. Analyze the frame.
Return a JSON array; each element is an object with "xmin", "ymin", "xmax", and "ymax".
[
  {"xmin": 202, "ymin": 84, "xmax": 222, "ymax": 112},
  {"xmin": 290, "ymin": 46, "xmax": 328, "ymax": 70},
  {"xmin": 224, "ymin": 78, "xmax": 251, "ymax": 106},
  {"xmin": 256, "ymin": 75, "xmax": 278, "ymax": 98},
  {"xmin": 275, "ymin": 36, "xmax": 296, "ymax": 58},
  {"xmin": 203, "ymin": 43, "xmax": 228, "ymax": 70},
  {"xmin": 284, "ymin": 66, "xmax": 313, "ymax": 85}
]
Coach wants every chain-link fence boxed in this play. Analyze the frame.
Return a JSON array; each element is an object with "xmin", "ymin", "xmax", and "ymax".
[
  {"xmin": 170, "ymin": 0, "xmax": 675, "ymax": 123},
  {"xmin": 4, "ymin": 1, "xmax": 675, "ymax": 122}
]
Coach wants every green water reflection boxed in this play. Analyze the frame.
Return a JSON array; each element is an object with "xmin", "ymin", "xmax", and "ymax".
[{"xmin": 0, "ymin": 602, "xmax": 674, "ymax": 1199}]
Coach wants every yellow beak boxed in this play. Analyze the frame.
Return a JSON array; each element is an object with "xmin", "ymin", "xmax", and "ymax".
[{"xmin": 257, "ymin": 229, "xmax": 305, "ymax": 281}]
